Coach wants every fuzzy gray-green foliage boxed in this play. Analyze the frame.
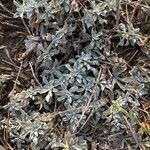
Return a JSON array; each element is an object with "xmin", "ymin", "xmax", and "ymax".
[{"xmin": 1, "ymin": 0, "xmax": 148, "ymax": 149}]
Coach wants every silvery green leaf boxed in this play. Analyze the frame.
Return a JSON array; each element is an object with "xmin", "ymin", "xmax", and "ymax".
[
  {"xmin": 125, "ymin": 39, "xmax": 129, "ymax": 46},
  {"xmin": 34, "ymin": 131, "xmax": 38, "ymax": 137},
  {"xmin": 13, "ymin": 0, "xmax": 26, "ymax": 18},
  {"xmin": 61, "ymin": 111, "xmax": 86, "ymax": 124},
  {"xmin": 32, "ymin": 135, "xmax": 38, "ymax": 145},
  {"xmin": 68, "ymin": 135, "xmax": 88, "ymax": 150},
  {"xmin": 31, "ymin": 142, "xmax": 40, "ymax": 150},
  {"xmin": 82, "ymin": 10, "xmax": 95, "ymax": 28},
  {"xmin": 93, "ymin": 3, "xmax": 107, "ymax": 15},
  {"xmin": 139, "ymin": 84, "xmax": 148, "ymax": 97},
  {"xmin": 45, "ymin": 90, "xmax": 53, "ymax": 103},
  {"xmin": 129, "ymin": 38, "xmax": 136, "ymax": 46},
  {"xmin": 76, "ymin": 78, "xmax": 82, "ymax": 84},
  {"xmin": 117, "ymin": 23, "xmax": 140, "ymax": 46},
  {"xmin": 57, "ymin": 96, "xmax": 66, "ymax": 101},
  {"xmin": 25, "ymin": 35, "xmax": 41, "ymax": 51},
  {"xmin": 118, "ymin": 23, "xmax": 126, "ymax": 32},
  {"xmin": 63, "ymin": 2, "xmax": 70, "ymax": 12},
  {"xmin": 65, "ymin": 63, "xmax": 72, "ymax": 71},
  {"xmin": 45, "ymin": 132, "xmax": 64, "ymax": 149},
  {"xmin": 90, "ymin": 67, "xmax": 98, "ymax": 75}
]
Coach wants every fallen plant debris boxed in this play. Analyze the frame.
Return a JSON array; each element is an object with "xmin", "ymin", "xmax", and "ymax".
[{"xmin": 0, "ymin": 0, "xmax": 150, "ymax": 149}]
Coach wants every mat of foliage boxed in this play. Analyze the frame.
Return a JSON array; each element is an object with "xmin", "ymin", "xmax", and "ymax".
[{"xmin": 0, "ymin": 0, "xmax": 150, "ymax": 149}]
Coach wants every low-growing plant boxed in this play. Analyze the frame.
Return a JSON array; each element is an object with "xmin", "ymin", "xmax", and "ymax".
[{"xmin": 1, "ymin": 0, "xmax": 149, "ymax": 149}]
